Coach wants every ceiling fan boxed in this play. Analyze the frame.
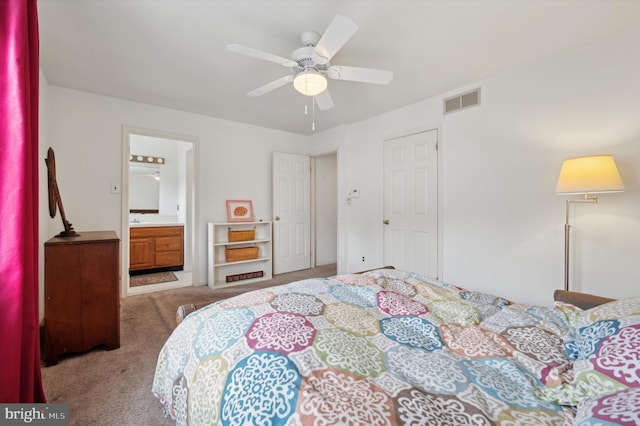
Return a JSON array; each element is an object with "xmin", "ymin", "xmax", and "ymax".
[{"xmin": 227, "ymin": 15, "xmax": 393, "ymax": 111}]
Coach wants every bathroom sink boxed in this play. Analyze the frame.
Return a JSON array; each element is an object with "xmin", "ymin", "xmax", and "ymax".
[{"xmin": 129, "ymin": 222, "xmax": 184, "ymax": 227}]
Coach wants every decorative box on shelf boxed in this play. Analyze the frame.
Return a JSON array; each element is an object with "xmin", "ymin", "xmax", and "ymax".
[{"xmin": 207, "ymin": 222, "xmax": 272, "ymax": 288}]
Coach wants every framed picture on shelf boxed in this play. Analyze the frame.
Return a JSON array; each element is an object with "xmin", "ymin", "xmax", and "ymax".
[{"xmin": 226, "ymin": 200, "xmax": 254, "ymax": 222}]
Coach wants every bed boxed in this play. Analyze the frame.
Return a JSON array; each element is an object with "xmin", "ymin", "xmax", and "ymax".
[{"xmin": 152, "ymin": 267, "xmax": 639, "ymax": 425}]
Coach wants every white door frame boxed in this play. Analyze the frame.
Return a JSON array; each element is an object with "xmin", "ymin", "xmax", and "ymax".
[
  {"xmin": 120, "ymin": 126, "xmax": 200, "ymax": 297},
  {"xmin": 310, "ymin": 156, "xmax": 316, "ymax": 269},
  {"xmin": 310, "ymin": 151, "xmax": 338, "ymax": 268},
  {"xmin": 272, "ymin": 150, "xmax": 340, "ymax": 274}
]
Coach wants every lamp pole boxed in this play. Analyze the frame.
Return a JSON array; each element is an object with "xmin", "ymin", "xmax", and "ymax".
[{"xmin": 564, "ymin": 194, "xmax": 597, "ymax": 291}]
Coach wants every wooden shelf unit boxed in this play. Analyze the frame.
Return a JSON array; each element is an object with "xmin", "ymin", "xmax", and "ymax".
[{"xmin": 207, "ymin": 222, "xmax": 272, "ymax": 288}]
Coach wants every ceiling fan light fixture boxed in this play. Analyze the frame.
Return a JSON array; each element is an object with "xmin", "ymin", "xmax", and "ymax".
[{"xmin": 293, "ymin": 70, "xmax": 327, "ymax": 96}]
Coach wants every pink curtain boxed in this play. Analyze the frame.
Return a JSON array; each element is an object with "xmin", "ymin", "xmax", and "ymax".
[{"xmin": 0, "ymin": 0, "xmax": 45, "ymax": 402}]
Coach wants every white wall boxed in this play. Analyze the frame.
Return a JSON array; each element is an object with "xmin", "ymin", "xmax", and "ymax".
[
  {"xmin": 442, "ymin": 30, "xmax": 640, "ymax": 305},
  {"xmin": 40, "ymin": 29, "xmax": 640, "ymax": 311},
  {"xmin": 312, "ymin": 29, "xmax": 640, "ymax": 306},
  {"xmin": 311, "ymin": 100, "xmax": 443, "ymax": 275},
  {"xmin": 41, "ymin": 87, "xmax": 309, "ymax": 307}
]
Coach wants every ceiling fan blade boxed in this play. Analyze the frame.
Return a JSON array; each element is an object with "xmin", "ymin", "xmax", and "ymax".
[
  {"xmin": 327, "ymin": 65, "xmax": 393, "ymax": 85},
  {"xmin": 247, "ymin": 75, "xmax": 294, "ymax": 97},
  {"xmin": 314, "ymin": 90, "xmax": 334, "ymax": 111},
  {"xmin": 312, "ymin": 15, "xmax": 358, "ymax": 65},
  {"xmin": 227, "ymin": 44, "xmax": 298, "ymax": 68}
]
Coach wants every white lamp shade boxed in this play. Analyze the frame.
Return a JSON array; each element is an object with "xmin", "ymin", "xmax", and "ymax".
[
  {"xmin": 293, "ymin": 70, "xmax": 327, "ymax": 96},
  {"xmin": 556, "ymin": 155, "xmax": 625, "ymax": 194}
]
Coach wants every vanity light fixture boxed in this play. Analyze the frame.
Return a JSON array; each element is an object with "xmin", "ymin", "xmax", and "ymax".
[{"xmin": 130, "ymin": 154, "xmax": 165, "ymax": 165}]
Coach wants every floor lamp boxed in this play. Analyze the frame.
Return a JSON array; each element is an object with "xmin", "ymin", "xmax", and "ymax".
[{"xmin": 555, "ymin": 155, "xmax": 624, "ymax": 291}]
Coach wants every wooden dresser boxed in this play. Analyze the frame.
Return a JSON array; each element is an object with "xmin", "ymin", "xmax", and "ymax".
[
  {"xmin": 129, "ymin": 225, "xmax": 184, "ymax": 272},
  {"xmin": 44, "ymin": 231, "xmax": 120, "ymax": 366}
]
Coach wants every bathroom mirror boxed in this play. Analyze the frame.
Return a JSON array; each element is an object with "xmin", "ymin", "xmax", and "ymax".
[{"xmin": 129, "ymin": 164, "xmax": 160, "ymax": 213}]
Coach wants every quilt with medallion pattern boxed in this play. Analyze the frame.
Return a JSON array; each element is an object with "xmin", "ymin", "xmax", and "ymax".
[{"xmin": 153, "ymin": 268, "xmax": 582, "ymax": 425}]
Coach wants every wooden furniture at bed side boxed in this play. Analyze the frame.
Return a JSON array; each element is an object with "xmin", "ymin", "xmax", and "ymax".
[
  {"xmin": 129, "ymin": 225, "xmax": 184, "ymax": 272},
  {"xmin": 44, "ymin": 231, "xmax": 120, "ymax": 366},
  {"xmin": 554, "ymin": 289, "xmax": 615, "ymax": 310}
]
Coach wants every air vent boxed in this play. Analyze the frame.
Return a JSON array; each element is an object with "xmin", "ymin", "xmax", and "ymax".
[{"xmin": 444, "ymin": 88, "xmax": 481, "ymax": 114}]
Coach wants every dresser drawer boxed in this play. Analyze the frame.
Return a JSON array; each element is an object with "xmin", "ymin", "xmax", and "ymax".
[
  {"xmin": 156, "ymin": 236, "xmax": 182, "ymax": 252},
  {"xmin": 130, "ymin": 226, "xmax": 183, "ymax": 239},
  {"xmin": 155, "ymin": 251, "xmax": 182, "ymax": 267}
]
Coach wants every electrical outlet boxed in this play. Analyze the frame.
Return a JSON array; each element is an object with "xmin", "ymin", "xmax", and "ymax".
[
  {"xmin": 362, "ymin": 256, "xmax": 365, "ymax": 262},
  {"xmin": 110, "ymin": 182, "xmax": 120, "ymax": 194}
]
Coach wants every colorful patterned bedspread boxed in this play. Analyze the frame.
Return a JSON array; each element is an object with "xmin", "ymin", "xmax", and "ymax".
[{"xmin": 152, "ymin": 268, "xmax": 573, "ymax": 425}]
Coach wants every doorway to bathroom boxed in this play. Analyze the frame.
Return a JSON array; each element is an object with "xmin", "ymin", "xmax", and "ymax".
[{"xmin": 121, "ymin": 126, "xmax": 199, "ymax": 296}]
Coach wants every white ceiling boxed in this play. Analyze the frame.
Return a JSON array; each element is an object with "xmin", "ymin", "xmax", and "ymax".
[{"xmin": 38, "ymin": 1, "xmax": 640, "ymax": 135}]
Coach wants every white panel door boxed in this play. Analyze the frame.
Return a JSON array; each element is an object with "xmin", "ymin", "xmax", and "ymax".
[
  {"xmin": 383, "ymin": 130, "xmax": 438, "ymax": 278},
  {"xmin": 273, "ymin": 152, "xmax": 311, "ymax": 274}
]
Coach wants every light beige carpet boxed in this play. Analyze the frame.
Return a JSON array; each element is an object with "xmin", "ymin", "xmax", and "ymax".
[{"xmin": 41, "ymin": 264, "xmax": 337, "ymax": 425}]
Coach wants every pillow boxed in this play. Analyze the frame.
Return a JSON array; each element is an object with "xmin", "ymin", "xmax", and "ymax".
[
  {"xmin": 538, "ymin": 297, "xmax": 640, "ymax": 406},
  {"xmin": 573, "ymin": 387, "xmax": 640, "ymax": 426},
  {"xmin": 574, "ymin": 297, "xmax": 640, "ymax": 329}
]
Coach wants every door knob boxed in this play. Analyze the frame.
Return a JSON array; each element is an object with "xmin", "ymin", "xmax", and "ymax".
[
  {"xmin": 383, "ymin": 220, "xmax": 390, "ymax": 225},
  {"xmin": 275, "ymin": 216, "xmax": 280, "ymax": 221}
]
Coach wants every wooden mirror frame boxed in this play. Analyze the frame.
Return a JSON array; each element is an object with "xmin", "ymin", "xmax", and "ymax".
[{"xmin": 45, "ymin": 147, "xmax": 79, "ymax": 237}]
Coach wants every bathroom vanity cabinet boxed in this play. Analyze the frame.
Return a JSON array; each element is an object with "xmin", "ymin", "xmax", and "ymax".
[{"xmin": 129, "ymin": 225, "xmax": 184, "ymax": 272}]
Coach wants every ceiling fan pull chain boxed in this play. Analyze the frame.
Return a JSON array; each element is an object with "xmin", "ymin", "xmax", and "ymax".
[{"xmin": 312, "ymin": 97, "xmax": 316, "ymax": 131}]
